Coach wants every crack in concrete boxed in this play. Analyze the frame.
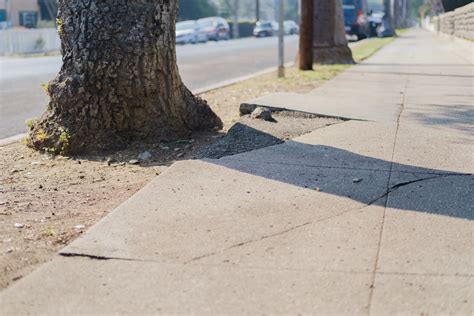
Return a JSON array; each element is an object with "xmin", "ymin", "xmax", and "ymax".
[
  {"xmin": 185, "ymin": 222, "xmax": 312, "ymax": 264},
  {"xmin": 185, "ymin": 173, "xmax": 471, "ymax": 266},
  {"xmin": 59, "ymin": 252, "xmax": 145, "ymax": 263},
  {"xmin": 368, "ymin": 76, "xmax": 409, "ymax": 316},
  {"xmin": 372, "ymin": 173, "xmax": 471, "ymax": 204},
  {"xmin": 226, "ymin": 157, "xmax": 472, "ymax": 177}
]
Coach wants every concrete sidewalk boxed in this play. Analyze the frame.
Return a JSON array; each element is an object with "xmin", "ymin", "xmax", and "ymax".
[{"xmin": 1, "ymin": 29, "xmax": 472, "ymax": 315}]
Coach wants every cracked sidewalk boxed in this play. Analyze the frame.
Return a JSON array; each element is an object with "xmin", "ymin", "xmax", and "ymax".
[{"xmin": 0, "ymin": 29, "xmax": 473, "ymax": 315}]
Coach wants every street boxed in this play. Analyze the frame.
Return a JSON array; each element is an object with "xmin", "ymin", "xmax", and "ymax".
[{"xmin": 0, "ymin": 36, "xmax": 299, "ymax": 140}]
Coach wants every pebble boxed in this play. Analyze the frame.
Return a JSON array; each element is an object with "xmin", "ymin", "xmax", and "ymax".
[
  {"xmin": 74, "ymin": 224, "xmax": 86, "ymax": 230},
  {"xmin": 14, "ymin": 223, "xmax": 25, "ymax": 229},
  {"xmin": 128, "ymin": 159, "xmax": 140, "ymax": 165},
  {"xmin": 352, "ymin": 178, "xmax": 363, "ymax": 183},
  {"xmin": 177, "ymin": 153, "xmax": 185, "ymax": 158},
  {"xmin": 106, "ymin": 158, "xmax": 117, "ymax": 166},
  {"xmin": 251, "ymin": 107, "xmax": 274, "ymax": 121},
  {"xmin": 160, "ymin": 146, "xmax": 170, "ymax": 150}
]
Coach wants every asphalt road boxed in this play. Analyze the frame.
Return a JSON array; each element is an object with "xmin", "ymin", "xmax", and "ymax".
[{"xmin": 0, "ymin": 36, "xmax": 299, "ymax": 140}]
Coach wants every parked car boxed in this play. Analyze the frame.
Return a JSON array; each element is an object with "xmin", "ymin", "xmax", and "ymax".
[
  {"xmin": 197, "ymin": 17, "xmax": 230, "ymax": 41},
  {"xmin": 367, "ymin": 11, "xmax": 384, "ymax": 37},
  {"xmin": 342, "ymin": 0, "xmax": 370, "ymax": 40},
  {"xmin": 284, "ymin": 20, "xmax": 299, "ymax": 35},
  {"xmin": 176, "ymin": 20, "xmax": 208, "ymax": 45},
  {"xmin": 253, "ymin": 21, "xmax": 274, "ymax": 37}
]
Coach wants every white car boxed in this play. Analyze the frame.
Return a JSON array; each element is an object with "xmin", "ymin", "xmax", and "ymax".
[
  {"xmin": 284, "ymin": 20, "xmax": 299, "ymax": 35},
  {"xmin": 176, "ymin": 20, "xmax": 208, "ymax": 45}
]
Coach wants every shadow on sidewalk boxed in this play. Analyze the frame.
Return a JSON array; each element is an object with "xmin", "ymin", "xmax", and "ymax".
[
  {"xmin": 408, "ymin": 103, "xmax": 474, "ymax": 136},
  {"xmin": 206, "ymin": 125, "xmax": 473, "ymax": 221}
]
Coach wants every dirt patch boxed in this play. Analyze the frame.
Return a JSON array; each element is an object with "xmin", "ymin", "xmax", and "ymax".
[{"xmin": 199, "ymin": 112, "xmax": 341, "ymax": 159}]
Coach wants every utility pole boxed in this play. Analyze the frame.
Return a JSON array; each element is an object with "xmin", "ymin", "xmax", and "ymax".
[
  {"xmin": 298, "ymin": 0, "xmax": 313, "ymax": 70},
  {"xmin": 256, "ymin": 0, "xmax": 260, "ymax": 21},
  {"xmin": 278, "ymin": 0, "xmax": 285, "ymax": 78}
]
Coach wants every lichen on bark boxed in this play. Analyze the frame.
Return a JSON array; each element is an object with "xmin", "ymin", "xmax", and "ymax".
[{"xmin": 28, "ymin": 0, "xmax": 222, "ymax": 155}]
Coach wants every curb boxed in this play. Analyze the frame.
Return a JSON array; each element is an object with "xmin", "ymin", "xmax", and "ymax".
[{"xmin": 0, "ymin": 133, "xmax": 27, "ymax": 147}]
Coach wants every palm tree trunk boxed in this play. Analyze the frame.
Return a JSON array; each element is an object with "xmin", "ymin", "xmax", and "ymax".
[{"xmin": 313, "ymin": 0, "xmax": 354, "ymax": 64}]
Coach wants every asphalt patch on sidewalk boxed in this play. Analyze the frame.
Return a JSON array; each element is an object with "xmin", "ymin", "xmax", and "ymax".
[{"xmin": 197, "ymin": 112, "xmax": 342, "ymax": 159}]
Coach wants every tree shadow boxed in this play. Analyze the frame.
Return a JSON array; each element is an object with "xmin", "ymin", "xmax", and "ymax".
[
  {"xmin": 348, "ymin": 70, "xmax": 473, "ymax": 78},
  {"xmin": 205, "ymin": 125, "xmax": 473, "ymax": 221},
  {"xmin": 407, "ymin": 103, "xmax": 474, "ymax": 136},
  {"xmin": 360, "ymin": 63, "xmax": 474, "ymax": 67}
]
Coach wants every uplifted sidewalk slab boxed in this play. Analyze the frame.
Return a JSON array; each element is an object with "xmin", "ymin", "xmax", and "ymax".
[{"xmin": 241, "ymin": 91, "xmax": 402, "ymax": 122}]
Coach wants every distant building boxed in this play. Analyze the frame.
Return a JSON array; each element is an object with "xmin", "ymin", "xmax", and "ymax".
[{"xmin": 0, "ymin": 0, "xmax": 40, "ymax": 29}]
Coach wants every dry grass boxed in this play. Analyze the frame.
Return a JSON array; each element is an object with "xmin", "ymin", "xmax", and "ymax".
[{"xmin": 202, "ymin": 37, "xmax": 395, "ymax": 129}]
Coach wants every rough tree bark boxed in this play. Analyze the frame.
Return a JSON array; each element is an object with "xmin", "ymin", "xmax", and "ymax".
[
  {"xmin": 383, "ymin": 0, "xmax": 396, "ymax": 36},
  {"xmin": 299, "ymin": 0, "xmax": 314, "ymax": 70},
  {"xmin": 313, "ymin": 0, "xmax": 354, "ymax": 64},
  {"xmin": 28, "ymin": 0, "xmax": 222, "ymax": 154}
]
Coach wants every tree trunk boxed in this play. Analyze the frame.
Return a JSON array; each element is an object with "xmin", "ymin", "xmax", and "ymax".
[
  {"xmin": 313, "ymin": 0, "xmax": 354, "ymax": 64},
  {"xmin": 299, "ymin": 0, "xmax": 314, "ymax": 70},
  {"xmin": 393, "ymin": 0, "xmax": 401, "ymax": 28},
  {"xmin": 28, "ymin": 0, "xmax": 222, "ymax": 155},
  {"xmin": 232, "ymin": 14, "xmax": 240, "ymax": 38},
  {"xmin": 383, "ymin": 0, "xmax": 395, "ymax": 34}
]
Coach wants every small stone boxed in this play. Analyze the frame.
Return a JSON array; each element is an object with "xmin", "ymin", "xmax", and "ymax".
[
  {"xmin": 177, "ymin": 153, "xmax": 185, "ymax": 158},
  {"xmin": 128, "ymin": 159, "xmax": 140, "ymax": 165},
  {"xmin": 14, "ymin": 223, "xmax": 25, "ymax": 229},
  {"xmin": 174, "ymin": 148, "xmax": 181, "ymax": 152},
  {"xmin": 10, "ymin": 169, "xmax": 20, "ymax": 174},
  {"xmin": 315, "ymin": 187, "xmax": 321, "ymax": 192},
  {"xmin": 138, "ymin": 151, "xmax": 153, "ymax": 161},
  {"xmin": 251, "ymin": 107, "xmax": 274, "ymax": 121},
  {"xmin": 352, "ymin": 178, "xmax": 363, "ymax": 183},
  {"xmin": 74, "ymin": 224, "xmax": 86, "ymax": 230},
  {"xmin": 5, "ymin": 247, "xmax": 15, "ymax": 254},
  {"xmin": 106, "ymin": 158, "xmax": 117, "ymax": 166},
  {"xmin": 160, "ymin": 145, "xmax": 170, "ymax": 150}
]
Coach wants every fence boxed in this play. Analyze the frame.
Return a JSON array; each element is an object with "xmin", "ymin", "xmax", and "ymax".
[
  {"xmin": 431, "ymin": 2, "xmax": 474, "ymax": 40},
  {"xmin": 0, "ymin": 28, "xmax": 60, "ymax": 55}
]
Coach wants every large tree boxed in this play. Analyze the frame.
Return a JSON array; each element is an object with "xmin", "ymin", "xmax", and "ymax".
[
  {"xmin": 313, "ymin": 0, "xmax": 354, "ymax": 64},
  {"xmin": 28, "ymin": 0, "xmax": 222, "ymax": 154},
  {"xmin": 220, "ymin": 0, "xmax": 240, "ymax": 38}
]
